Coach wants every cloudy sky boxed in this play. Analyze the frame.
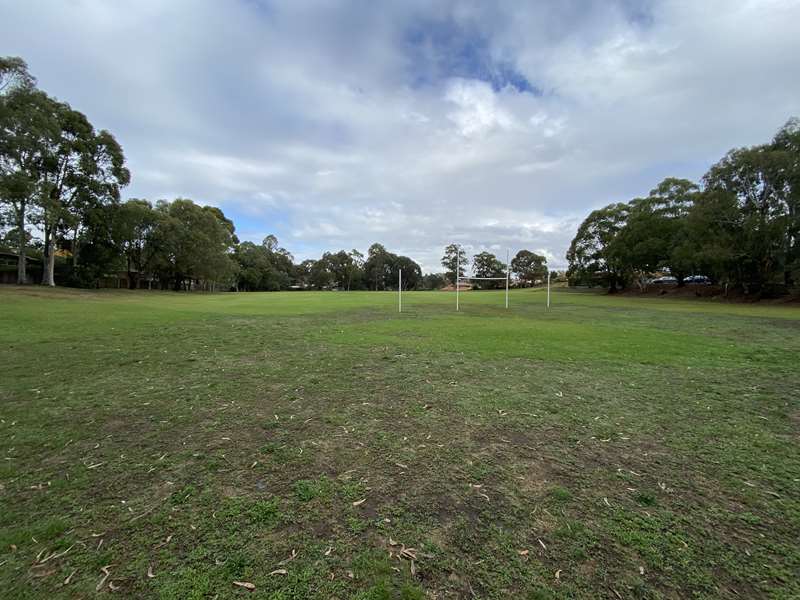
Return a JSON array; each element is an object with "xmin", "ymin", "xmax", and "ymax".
[{"xmin": 2, "ymin": 0, "xmax": 799, "ymax": 271}]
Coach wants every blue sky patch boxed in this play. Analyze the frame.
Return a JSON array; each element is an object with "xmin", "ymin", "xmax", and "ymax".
[{"xmin": 403, "ymin": 18, "xmax": 540, "ymax": 94}]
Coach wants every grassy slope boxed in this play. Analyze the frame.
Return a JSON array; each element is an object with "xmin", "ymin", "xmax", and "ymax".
[{"xmin": 0, "ymin": 286, "xmax": 798, "ymax": 599}]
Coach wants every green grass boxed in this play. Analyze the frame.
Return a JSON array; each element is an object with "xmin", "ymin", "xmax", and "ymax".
[{"xmin": 0, "ymin": 285, "xmax": 798, "ymax": 599}]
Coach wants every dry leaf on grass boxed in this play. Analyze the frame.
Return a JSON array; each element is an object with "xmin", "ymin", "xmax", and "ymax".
[
  {"xmin": 63, "ymin": 569, "xmax": 77, "ymax": 585},
  {"xmin": 147, "ymin": 565, "xmax": 155, "ymax": 579},
  {"xmin": 324, "ymin": 546, "xmax": 333, "ymax": 556},
  {"xmin": 517, "ymin": 549, "xmax": 529, "ymax": 556},
  {"xmin": 96, "ymin": 565, "xmax": 112, "ymax": 592},
  {"xmin": 233, "ymin": 581, "xmax": 256, "ymax": 590},
  {"xmin": 268, "ymin": 569, "xmax": 288, "ymax": 576},
  {"xmin": 352, "ymin": 498, "xmax": 366, "ymax": 506}
]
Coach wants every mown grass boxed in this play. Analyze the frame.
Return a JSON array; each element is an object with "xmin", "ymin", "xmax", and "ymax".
[{"xmin": 0, "ymin": 285, "xmax": 798, "ymax": 599}]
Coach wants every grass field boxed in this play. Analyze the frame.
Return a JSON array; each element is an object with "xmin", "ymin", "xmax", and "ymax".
[{"xmin": 1, "ymin": 286, "xmax": 798, "ymax": 599}]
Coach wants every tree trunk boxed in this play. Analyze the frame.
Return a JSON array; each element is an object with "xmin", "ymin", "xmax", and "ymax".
[
  {"xmin": 15, "ymin": 200, "xmax": 27, "ymax": 284},
  {"xmin": 72, "ymin": 224, "xmax": 79, "ymax": 268},
  {"xmin": 41, "ymin": 225, "xmax": 56, "ymax": 286}
]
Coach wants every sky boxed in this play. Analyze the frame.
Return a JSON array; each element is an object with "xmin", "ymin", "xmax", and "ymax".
[{"xmin": 2, "ymin": 0, "xmax": 799, "ymax": 271}]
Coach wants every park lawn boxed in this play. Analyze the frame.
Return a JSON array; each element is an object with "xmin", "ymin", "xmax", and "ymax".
[{"xmin": 0, "ymin": 286, "xmax": 798, "ymax": 599}]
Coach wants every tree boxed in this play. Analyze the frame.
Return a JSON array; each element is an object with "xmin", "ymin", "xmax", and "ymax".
[
  {"xmin": 441, "ymin": 244, "xmax": 467, "ymax": 284},
  {"xmin": 0, "ymin": 56, "xmax": 34, "ymax": 94},
  {"xmin": 770, "ymin": 118, "xmax": 800, "ymax": 286},
  {"xmin": 295, "ymin": 259, "xmax": 316, "ymax": 289},
  {"xmin": 364, "ymin": 243, "xmax": 392, "ymax": 290},
  {"xmin": 702, "ymin": 141, "xmax": 792, "ymax": 292},
  {"xmin": 0, "ymin": 88, "xmax": 56, "ymax": 283},
  {"xmin": 149, "ymin": 199, "xmax": 236, "ymax": 291},
  {"xmin": 35, "ymin": 99, "xmax": 129, "ymax": 285},
  {"xmin": 566, "ymin": 203, "xmax": 629, "ymax": 291},
  {"xmin": 421, "ymin": 272, "xmax": 447, "ymax": 290},
  {"xmin": 681, "ymin": 188, "xmax": 742, "ymax": 287},
  {"xmin": 511, "ymin": 250, "xmax": 547, "ymax": 286},
  {"xmin": 646, "ymin": 178, "xmax": 699, "ymax": 285},
  {"xmin": 392, "ymin": 255, "xmax": 422, "ymax": 290},
  {"xmin": 115, "ymin": 199, "xmax": 158, "ymax": 288},
  {"xmin": 310, "ymin": 254, "xmax": 335, "ymax": 289},
  {"xmin": 471, "ymin": 251, "xmax": 505, "ymax": 289}
]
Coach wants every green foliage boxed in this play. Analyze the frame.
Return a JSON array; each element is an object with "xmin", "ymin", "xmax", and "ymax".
[
  {"xmin": 441, "ymin": 243, "xmax": 468, "ymax": 284},
  {"xmin": 548, "ymin": 486, "xmax": 572, "ymax": 503},
  {"xmin": 568, "ymin": 120, "xmax": 800, "ymax": 295},
  {"xmin": 511, "ymin": 249, "xmax": 547, "ymax": 286},
  {"xmin": 293, "ymin": 477, "xmax": 333, "ymax": 502},
  {"xmin": 472, "ymin": 251, "xmax": 506, "ymax": 289}
]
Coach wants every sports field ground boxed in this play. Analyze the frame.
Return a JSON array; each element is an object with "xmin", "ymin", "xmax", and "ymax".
[{"xmin": 1, "ymin": 286, "xmax": 798, "ymax": 599}]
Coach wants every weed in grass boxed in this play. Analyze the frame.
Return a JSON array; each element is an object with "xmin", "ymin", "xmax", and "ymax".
[{"xmin": 293, "ymin": 477, "xmax": 333, "ymax": 502}]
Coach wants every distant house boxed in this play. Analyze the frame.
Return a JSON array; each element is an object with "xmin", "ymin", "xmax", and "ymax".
[{"xmin": 0, "ymin": 252, "xmax": 41, "ymax": 284}]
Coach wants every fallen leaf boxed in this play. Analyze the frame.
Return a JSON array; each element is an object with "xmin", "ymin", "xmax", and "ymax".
[
  {"xmin": 352, "ymin": 498, "xmax": 366, "ymax": 506},
  {"xmin": 147, "ymin": 565, "xmax": 155, "ymax": 579},
  {"xmin": 324, "ymin": 546, "xmax": 333, "ymax": 556},
  {"xmin": 555, "ymin": 569, "xmax": 561, "ymax": 581},
  {"xmin": 517, "ymin": 549, "xmax": 529, "ymax": 556},
  {"xmin": 268, "ymin": 569, "xmax": 287, "ymax": 576},
  {"xmin": 233, "ymin": 581, "xmax": 256, "ymax": 590},
  {"xmin": 63, "ymin": 569, "xmax": 77, "ymax": 585},
  {"xmin": 96, "ymin": 565, "xmax": 112, "ymax": 592}
]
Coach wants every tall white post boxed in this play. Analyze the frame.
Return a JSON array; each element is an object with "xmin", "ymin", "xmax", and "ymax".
[
  {"xmin": 505, "ymin": 249, "xmax": 509, "ymax": 309},
  {"xmin": 547, "ymin": 270, "xmax": 551, "ymax": 310},
  {"xmin": 398, "ymin": 269, "xmax": 402, "ymax": 313},
  {"xmin": 456, "ymin": 246, "xmax": 460, "ymax": 312}
]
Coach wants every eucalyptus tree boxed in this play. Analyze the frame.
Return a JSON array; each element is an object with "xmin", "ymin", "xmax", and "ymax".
[
  {"xmin": 702, "ymin": 137, "xmax": 793, "ymax": 292},
  {"xmin": 472, "ymin": 251, "xmax": 505, "ymax": 289},
  {"xmin": 441, "ymin": 243, "xmax": 468, "ymax": 284},
  {"xmin": 1, "ymin": 57, "xmax": 47, "ymax": 283},
  {"xmin": 35, "ymin": 100, "xmax": 129, "ymax": 285},
  {"xmin": 115, "ymin": 199, "xmax": 159, "ymax": 288},
  {"xmin": 510, "ymin": 250, "xmax": 547, "ymax": 286},
  {"xmin": 566, "ymin": 203, "xmax": 629, "ymax": 291},
  {"xmin": 0, "ymin": 88, "xmax": 54, "ymax": 282},
  {"xmin": 149, "ymin": 199, "xmax": 237, "ymax": 291},
  {"xmin": 0, "ymin": 56, "xmax": 34, "ymax": 94}
]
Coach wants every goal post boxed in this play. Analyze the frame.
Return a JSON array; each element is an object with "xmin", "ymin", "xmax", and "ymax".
[
  {"xmin": 455, "ymin": 246, "xmax": 510, "ymax": 311},
  {"xmin": 450, "ymin": 246, "xmax": 552, "ymax": 311}
]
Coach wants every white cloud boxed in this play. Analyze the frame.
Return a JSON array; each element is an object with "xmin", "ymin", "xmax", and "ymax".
[{"xmin": 1, "ymin": 0, "xmax": 798, "ymax": 271}]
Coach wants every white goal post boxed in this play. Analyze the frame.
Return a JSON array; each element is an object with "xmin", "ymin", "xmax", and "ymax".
[
  {"xmin": 456, "ymin": 248, "xmax": 510, "ymax": 311},
  {"xmin": 397, "ymin": 246, "xmax": 553, "ymax": 314}
]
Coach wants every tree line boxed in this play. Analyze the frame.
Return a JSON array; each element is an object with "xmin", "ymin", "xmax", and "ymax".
[
  {"xmin": 0, "ymin": 57, "xmax": 430, "ymax": 291},
  {"xmin": 1, "ymin": 55, "xmax": 552, "ymax": 293},
  {"xmin": 567, "ymin": 120, "xmax": 800, "ymax": 295},
  {"xmin": 440, "ymin": 244, "xmax": 550, "ymax": 288}
]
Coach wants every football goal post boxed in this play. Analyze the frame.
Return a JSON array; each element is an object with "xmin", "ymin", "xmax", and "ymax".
[{"xmin": 455, "ymin": 248, "xmax": 510, "ymax": 311}]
